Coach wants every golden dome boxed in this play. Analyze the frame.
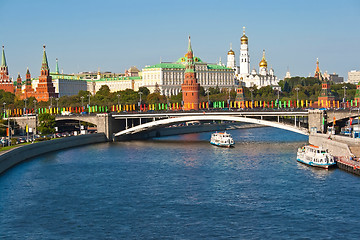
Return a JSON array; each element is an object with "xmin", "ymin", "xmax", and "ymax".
[
  {"xmin": 259, "ymin": 50, "xmax": 267, "ymax": 68},
  {"xmin": 259, "ymin": 59, "xmax": 267, "ymax": 67},
  {"xmin": 241, "ymin": 34, "xmax": 248, "ymax": 44},
  {"xmin": 228, "ymin": 49, "xmax": 235, "ymax": 55}
]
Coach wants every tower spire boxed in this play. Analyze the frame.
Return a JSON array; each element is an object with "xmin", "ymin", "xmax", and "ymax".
[
  {"xmin": 187, "ymin": 36, "xmax": 192, "ymax": 53},
  {"xmin": 243, "ymin": 26, "xmax": 246, "ymax": 35},
  {"xmin": 230, "ymin": 42, "xmax": 232, "ymax": 50},
  {"xmin": 55, "ymin": 58, "xmax": 59, "ymax": 74},
  {"xmin": 1, "ymin": 46, "xmax": 7, "ymax": 67},
  {"xmin": 41, "ymin": 45, "xmax": 49, "ymax": 72}
]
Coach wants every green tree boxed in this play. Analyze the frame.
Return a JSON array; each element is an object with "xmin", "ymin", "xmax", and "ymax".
[
  {"xmin": 146, "ymin": 93, "xmax": 167, "ymax": 104},
  {"xmin": 38, "ymin": 113, "xmax": 56, "ymax": 135},
  {"xmin": 138, "ymin": 87, "xmax": 150, "ymax": 97}
]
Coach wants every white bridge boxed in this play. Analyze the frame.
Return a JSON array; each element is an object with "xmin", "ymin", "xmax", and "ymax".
[{"xmin": 113, "ymin": 111, "xmax": 309, "ymax": 138}]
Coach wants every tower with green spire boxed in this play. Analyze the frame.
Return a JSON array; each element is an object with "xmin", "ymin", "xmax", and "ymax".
[
  {"xmin": 0, "ymin": 46, "xmax": 15, "ymax": 93},
  {"xmin": 55, "ymin": 58, "xmax": 59, "ymax": 74},
  {"xmin": 35, "ymin": 45, "xmax": 58, "ymax": 101},
  {"xmin": 181, "ymin": 36, "xmax": 200, "ymax": 110},
  {"xmin": 1, "ymin": 45, "xmax": 9, "ymax": 81}
]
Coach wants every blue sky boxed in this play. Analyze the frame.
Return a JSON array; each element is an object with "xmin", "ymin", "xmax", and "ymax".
[{"xmin": 1, "ymin": 0, "xmax": 359, "ymax": 81}]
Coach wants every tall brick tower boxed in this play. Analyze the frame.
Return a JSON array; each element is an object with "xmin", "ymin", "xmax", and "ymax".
[
  {"xmin": 35, "ymin": 45, "xmax": 58, "ymax": 101},
  {"xmin": 23, "ymin": 67, "xmax": 35, "ymax": 99},
  {"xmin": 0, "ymin": 46, "xmax": 15, "ymax": 93},
  {"xmin": 181, "ymin": 36, "xmax": 200, "ymax": 110},
  {"xmin": 15, "ymin": 73, "xmax": 22, "ymax": 97},
  {"xmin": 318, "ymin": 80, "xmax": 334, "ymax": 103}
]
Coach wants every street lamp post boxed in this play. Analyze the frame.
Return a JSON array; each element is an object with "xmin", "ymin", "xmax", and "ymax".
[
  {"xmin": 88, "ymin": 94, "xmax": 91, "ymax": 106},
  {"xmin": 138, "ymin": 92, "xmax": 143, "ymax": 112},
  {"xmin": 3, "ymin": 102, "xmax": 5, "ymax": 116},
  {"xmin": 342, "ymin": 86, "xmax": 347, "ymax": 108},
  {"xmin": 81, "ymin": 96, "xmax": 84, "ymax": 110},
  {"xmin": 228, "ymin": 88, "xmax": 231, "ymax": 109},
  {"xmin": 117, "ymin": 94, "xmax": 120, "ymax": 105},
  {"xmin": 50, "ymin": 96, "xmax": 53, "ymax": 109},
  {"xmin": 24, "ymin": 98, "xmax": 27, "ymax": 113},
  {"xmin": 250, "ymin": 88, "xmax": 254, "ymax": 106},
  {"xmin": 33, "ymin": 100, "xmax": 37, "ymax": 114},
  {"xmin": 24, "ymin": 98, "xmax": 28, "ymax": 142},
  {"xmin": 206, "ymin": 89, "xmax": 210, "ymax": 110},
  {"xmin": 56, "ymin": 98, "xmax": 59, "ymax": 110},
  {"xmin": 295, "ymin": 87, "xmax": 300, "ymax": 108}
]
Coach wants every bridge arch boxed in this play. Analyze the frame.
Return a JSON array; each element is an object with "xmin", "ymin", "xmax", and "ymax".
[{"xmin": 114, "ymin": 115, "xmax": 309, "ymax": 137}]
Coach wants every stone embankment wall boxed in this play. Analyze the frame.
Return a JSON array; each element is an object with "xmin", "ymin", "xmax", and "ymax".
[
  {"xmin": 309, "ymin": 133, "xmax": 352, "ymax": 157},
  {"xmin": 0, "ymin": 133, "xmax": 107, "ymax": 175}
]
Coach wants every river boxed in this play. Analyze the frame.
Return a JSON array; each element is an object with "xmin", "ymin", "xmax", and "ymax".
[{"xmin": 1, "ymin": 127, "xmax": 360, "ymax": 239}]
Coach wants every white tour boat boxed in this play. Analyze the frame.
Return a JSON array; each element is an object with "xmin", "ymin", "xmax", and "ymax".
[
  {"xmin": 210, "ymin": 132, "xmax": 235, "ymax": 148},
  {"xmin": 297, "ymin": 145, "xmax": 336, "ymax": 169}
]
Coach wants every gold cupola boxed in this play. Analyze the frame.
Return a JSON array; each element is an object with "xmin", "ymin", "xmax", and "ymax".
[
  {"xmin": 259, "ymin": 50, "xmax": 267, "ymax": 68},
  {"xmin": 228, "ymin": 43, "xmax": 235, "ymax": 55},
  {"xmin": 241, "ymin": 26, "xmax": 248, "ymax": 44}
]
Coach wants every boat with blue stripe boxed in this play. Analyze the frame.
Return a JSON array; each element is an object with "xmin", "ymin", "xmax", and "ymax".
[
  {"xmin": 297, "ymin": 145, "xmax": 336, "ymax": 169},
  {"xmin": 210, "ymin": 132, "xmax": 234, "ymax": 148}
]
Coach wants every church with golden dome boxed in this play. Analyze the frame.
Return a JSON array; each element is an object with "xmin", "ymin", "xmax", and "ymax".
[{"xmin": 227, "ymin": 27, "xmax": 278, "ymax": 88}]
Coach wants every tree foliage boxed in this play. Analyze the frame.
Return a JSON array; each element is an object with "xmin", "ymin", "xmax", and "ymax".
[{"xmin": 38, "ymin": 113, "xmax": 56, "ymax": 135}]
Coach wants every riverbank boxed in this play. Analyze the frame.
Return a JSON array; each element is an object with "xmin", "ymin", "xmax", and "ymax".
[
  {"xmin": 0, "ymin": 133, "xmax": 107, "ymax": 175},
  {"xmin": 309, "ymin": 133, "xmax": 360, "ymax": 176}
]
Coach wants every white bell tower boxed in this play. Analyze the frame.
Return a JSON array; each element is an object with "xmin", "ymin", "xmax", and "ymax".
[{"xmin": 239, "ymin": 27, "xmax": 250, "ymax": 78}]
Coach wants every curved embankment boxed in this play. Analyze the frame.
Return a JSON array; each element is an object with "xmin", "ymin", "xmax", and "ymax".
[{"xmin": 0, "ymin": 133, "xmax": 107, "ymax": 175}]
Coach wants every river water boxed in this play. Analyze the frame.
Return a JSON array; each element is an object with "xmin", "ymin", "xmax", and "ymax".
[{"xmin": 1, "ymin": 127, "xmax": 360, "ymax": 239}]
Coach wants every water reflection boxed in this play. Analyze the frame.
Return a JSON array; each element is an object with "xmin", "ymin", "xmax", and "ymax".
[{"xmin": 296, "ymin": 162, "xmax": 335, "ymax": 179}]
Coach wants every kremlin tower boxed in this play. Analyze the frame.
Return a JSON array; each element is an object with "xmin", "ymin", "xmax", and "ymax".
[
  {"xmin": 181, "ymin": 36, "xmax": 200, "ymax": 110},
  {"xmin": 34, "ymin": 45, "xmax": 58, "ymax": 101},
  {"xmin": 23, "ymin": 68, "xmax": 35, "ymax": 99},
  {"xmin": 0, "ymin": 46, "xmax": 15, "ymax": 93},
  {"xmin": 15, "ymin": 73, "xmax": 22, "ymax": 97},
  {"xmin": 318, "ymin": 79, "xmax": 334, "ymax": 103}
]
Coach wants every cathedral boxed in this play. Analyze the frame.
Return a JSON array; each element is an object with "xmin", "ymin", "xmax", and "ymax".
[{"xmin": 227, "ymin": 27, "xmax": 278, "ymax": 88}]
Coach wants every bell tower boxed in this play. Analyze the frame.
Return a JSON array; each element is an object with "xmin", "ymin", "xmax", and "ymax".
[
  {"xmin": 181, "ymin": 36, "xmax": 200, "ymax": 110},
  {"xmin": 239, "ymin": 27, "xmax": 250, "ymax": 78}
]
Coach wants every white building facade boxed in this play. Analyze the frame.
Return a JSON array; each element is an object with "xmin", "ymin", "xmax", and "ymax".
[
  {"xmin": 142, "ymin": 56, "xmax": 235, "ymax": 96},
  {"xmin": 348, "ymin": 70, "xmax": 360, "ymax": 84}
]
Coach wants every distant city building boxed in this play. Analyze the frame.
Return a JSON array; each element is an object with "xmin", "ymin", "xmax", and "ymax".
[
  {"xmin": 0, "ymin": 46, "xmax": 15, "ymax": 93},
  {"xmin": 142, "ymin": 44, "xmax": 235, "ymax": 96},
  {"xmin": 284, "ymin": 69, "xmax": 291, "ymax": 79},
  {"xmin": 125, "ymin": 66, "xmax": 140, "ymax": 77},
  {"xmin": 328, "ymin": 73, "xmax": 344, "ymax": 84},
  {"xmin": 232, "ymin": 27, "xmax": 278, "ymax": 88},
  {"xmin": 348, "ymin": 70, "xmax": 360, "ymax": 84}
]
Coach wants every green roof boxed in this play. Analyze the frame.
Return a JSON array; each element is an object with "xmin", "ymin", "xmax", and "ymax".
[
  {"xmin": 87, "ymin": 76, "xmax": 142, "ymax": 82},
  {"xmin": 176, "ymin": 56, "xmax": 203, "ymax": 63},
  {"xmin": 207, "ymin": 64, "xmax": 232, "ymax": 70},
  {"xmin": 145, "ymin": 63, "xmax": 185, "ymax": 69}
]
